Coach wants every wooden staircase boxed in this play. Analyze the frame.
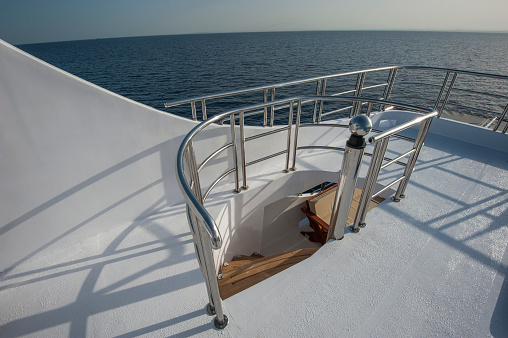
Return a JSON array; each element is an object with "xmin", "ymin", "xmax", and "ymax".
[{"xmin": 218, "ymin": 248, "xmax": 318, "ymax": 300}]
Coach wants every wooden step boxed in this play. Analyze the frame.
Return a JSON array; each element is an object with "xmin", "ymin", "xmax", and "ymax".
[
  {"xmin": 222, "ymin": 253, "xmax": 265, "ymax": 273},
  {"xmin": 232, "ymin": 253, "xmax": 264, "ymax": 261},
  {"xmin": 218, "ymin": 248, "xmax": 318, "ymax": 300}
]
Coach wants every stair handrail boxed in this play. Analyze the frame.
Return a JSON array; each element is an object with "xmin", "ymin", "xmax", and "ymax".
[
  {"xmin": 177, "ymin": 94, "xmax": 439, "ymax": 329},
  {"xmin": 352, "ymin": 110, "xmax": 438, "ymax": 231}
]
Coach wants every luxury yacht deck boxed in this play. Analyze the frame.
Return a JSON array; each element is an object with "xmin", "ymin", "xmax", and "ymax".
[{"xmin": 1, "ymin": 123, "xmax": 506, "ymax": 337}]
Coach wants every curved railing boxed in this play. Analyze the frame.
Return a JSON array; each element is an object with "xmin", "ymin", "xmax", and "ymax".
[
  {"xmin": 165, "ymin": 66, "xmax": 508, "ymax": 133},
  {"xmin": 177, "ymin": 94, "xmax": 437, "ymax": 328}
]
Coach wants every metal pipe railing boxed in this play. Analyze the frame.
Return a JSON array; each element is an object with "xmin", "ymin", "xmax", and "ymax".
[
  {"xmin": 327, "ymin": 115, "xmax": 371, "ymax": 240},
  {"xmin": 177, "ymin": 94, "xmax": 437, "ymax": 329},
  {"xmin": 352, "ymin": 110, "xmax": 438, "ymax": 231},
  {"xmin": 174, "ymin": 65, "xmax": 507, "ymax": 329},
  {"xmin": 165, "ymin": 66, "xmax": 508, "ymax": 134}
]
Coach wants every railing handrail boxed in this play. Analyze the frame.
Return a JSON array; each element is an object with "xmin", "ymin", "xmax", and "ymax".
[
  {"xmin": 165, "ymin": 66, "xmax": 508, "ymax": 109},
  {"xmin": 164, "ymin": 66, "xmax": 398, "ymax": 108},
  {"xmin": 369, "ymin": 111, "xmax": 438, "ymax": 143},
  {"xmin": 177, "ymin": 93, "xmax": 440, "ymax": 329},
  {"xmin": 177, "ymin": 95, "xmax": 436, "ymax": 247},
  {"xmin": 396, "ymin": 66, "xmax": 508, "ymax": 80},
  {"xmin": 176, "ymin": 112, "xmax": 229, "ymax": 249}
]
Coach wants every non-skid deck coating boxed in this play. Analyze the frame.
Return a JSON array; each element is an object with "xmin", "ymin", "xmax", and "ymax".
[{"xmin": 1, "ymin": 130, "xmax": 507, "ymax": 337}]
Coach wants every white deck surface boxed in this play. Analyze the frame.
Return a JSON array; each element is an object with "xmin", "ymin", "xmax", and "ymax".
[{"xmin": 1, "ymin": 126, "xmax": 507, "ymax": 337}]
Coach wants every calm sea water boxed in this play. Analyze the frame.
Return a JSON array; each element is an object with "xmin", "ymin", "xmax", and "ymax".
[{"xmin": 18, "ymin": 31, "xmax": 508, "ymax": 121}]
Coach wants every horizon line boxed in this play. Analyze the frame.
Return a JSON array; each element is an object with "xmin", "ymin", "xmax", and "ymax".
[{"xmin": 15, "ymin": 29, "xmax": 508, "ymax": 46}]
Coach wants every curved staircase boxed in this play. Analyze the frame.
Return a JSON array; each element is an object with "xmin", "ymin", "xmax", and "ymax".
[{"xmin": 218, "ymin": 248, "xmax": 318, "ymax": 300}]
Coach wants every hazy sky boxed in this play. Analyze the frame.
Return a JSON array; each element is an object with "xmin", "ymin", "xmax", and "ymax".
[{"xmin": 1, "ymin": 0, "xmax": 507, "ymax": 45}]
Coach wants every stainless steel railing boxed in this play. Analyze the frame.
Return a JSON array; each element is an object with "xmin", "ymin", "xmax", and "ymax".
[
  {"xmin": 164, "ymin": 66, "xmax": 508, "ymax": 133},
  {"xmin": 177, "ymin": 95, "xmax": 437, "ymax": 329},
  {"xmin": 352, "ymin": 111, "xmax": 438, "ymax": 231}
]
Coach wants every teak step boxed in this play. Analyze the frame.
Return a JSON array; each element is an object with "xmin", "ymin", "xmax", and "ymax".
[
  {"xmin": 221, "ymin": 253, "xmax": 265, "ymax": 273},
  {"xmin": 218, "ymin": 248, "xmax": 318, "ymax": 300},
  {"xmin": 232, "ymin": 253, "xmax": 264, "ymax": 261},
  {"xmin": 301, "ymin": 187, "xmax": 385, "ymax": 245}
]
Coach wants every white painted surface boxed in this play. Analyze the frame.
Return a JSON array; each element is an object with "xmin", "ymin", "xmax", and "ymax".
[{"xmin": 1, "ymin": 39, "xmax": 507, "ymax": 337}]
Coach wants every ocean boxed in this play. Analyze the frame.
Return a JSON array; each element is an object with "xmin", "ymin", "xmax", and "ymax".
[{"xmin": 17, "ymin": 31, "xmax": 508, "ymax": 122}]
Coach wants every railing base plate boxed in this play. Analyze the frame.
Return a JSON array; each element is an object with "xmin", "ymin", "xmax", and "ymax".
[
  {"xmin": 214, "ymin": 315, "xmax": 228, "ymax": 329},
  {"xmin": 206, "ymin": 303, "xmax": 216, "ymax": 315}
]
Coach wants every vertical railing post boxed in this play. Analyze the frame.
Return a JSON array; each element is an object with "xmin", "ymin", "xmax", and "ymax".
[
  {"xmin": 438, "ymin": 72, "xmax": 457, "ymax": 117},
  {"xmin": 185, "ymin": 209, "xmax": 214, "ymax": 318},
  {"xmin": 317, "ymin": 79, "xmax": 327, "ymax": 123},
  {"xmin": 239, "ymin": 111, "xmax": 248, "ymax": 190},
  {"xmin": 313, "ymin": 80, "xmax": 322, "ymax": 124},
  {"xmin": 434, "ymin": 72, "xmax": 457, "ymax": 117},
  {"xmin": 187, "ymin": 141, "xmax": 203, "ymax": 202},
  {"xmin": 381, "ymin": 68, "xmax": 397, "ymax": 111},
  {"xmin": 327, "ymin": 114, "xmax": 372, "ymax": 241},
  {"xmin": 201, "ymin": 99, "xmax": 207, "ymax": 120},
  {"xmin": 350, "ymin": 73, "xmax": 366, "ymax": 117},
  {"xmin": 352, "ymin": 137, "xmax": 389, "ymax": 230},
  {"xmin": 183, "ymin": 146, "xmax": 227, "ymax": 329},
  {"xmin": 198, "ymin": 220, "xmax": 228, "ymax": 329},
  {"xmin": 494, "ymin": 103, "xmax": 508, "ymax": 132},
  {"xmin": 383, "ymin": 69, "xmax": 397, "ymax": 100},
  {"xmin": 270, "ymin": 88, "xmax": 275, "ymax": 127},
  {"xmin": 283, "ymin": 101, "xmax": 294, "ymax": 173},
  {"xmin": 191, "ymin": 101, "xmax": 197, "ymax": 121},
  {"xmin": 366, "ymin": 102, "xmax": 373, "ymax": 117},
  {"xmin": 230, "ymin": 113, "xmax": 241, "ymax": 193},
  {"xmin": 290, "ymin": 100, "xmax": 302, "ymax": 171},
  {"xmin": 393, "ymin": 117, "xmax": 433, "ymax": 201},
  {"xmin": 263, "ymin": 89, "xmax": 268, "ymax": 127},
  {"xmin": 434, "ymin": 71, "xmax": 451, "ymax": 111}
]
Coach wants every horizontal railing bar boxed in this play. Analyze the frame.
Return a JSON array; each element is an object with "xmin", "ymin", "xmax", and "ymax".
[
  {"xmin": 364, "ymin": 153, "xmax": 407, "ymax": 166},
  {"xmin": 397, "ymin": 66, "xmax": 508, "ymax": 80},
  {"xmin": 299, "ymin": 123, "xmax": 349, "ymax": 128},
  {"xmin": 295, "ymin": 145, "xmax": 407, "ymax": 167},
  {"xmin": 311, "ymin": 83, "xmax": 386, "ymax": 99},
  {"xmin": 203, "ymin": 168, "xmax": 236, "ymax": 202},
  {"xmin": 372, "ymin": 176, "xmax": 406, "ymax": 199},
  {"xmin": 391, "ymin": 95, "xmax": 507, "ymax": 118},
  {"xmin": 223, "ymin": 97, "xmax": 436, "ymax": 122},
  {"xmin": 297, "ymin": 145, "xmax": 347, "ymax": 152},
  {"xmin": 380, "ymin": 149, "xmax": 415, "ymax": 170},
  {"xmin": 321, "ymin": 99, "xmax": 384, "ymax": 118},
  {"xmin": 164, "ymin": 66, "xmax": 398, "ymax": 107},
  {"xmin": 362, "ymin": 83, "xmax": 390, "ymax": 91},
  {"xmin": 449, "ymin": 87, "xmax": 508, "ymax": 100},
  {"xmin": 245, "ymin": 126, "xmax": 289, "ymax": 142},
  {"xmin": 298, "ymin": 124, "xmax": 416, "ymax": 142},
  {"xmin": 369, "ymin": 111, "xmax": 438, "ymax": 143},
  {"xmin": 396, "ymin": 82, "xmax": 508, "ymax": 100},
  {"xmin": 166, "ymin": 66, "xmax": 508, "ymax": 110},
  {"xmin": 246, "ymin": 150, "xmax": 287, "ymax": 167},
  {"xmin": 321, "ymin": 106, "xmax": 354, "ymax": 117},
  {"xmin": 198, "ymin": 143, "xmax": 233, "ymax": 173},
  {"xmin": 370, "ymin": 129, "xmax": 416, "ymax": 142},
  {"xmin": 388, "ymin": 95, "xmax": 437, "ymax": 104},
  {"xmin": 440, "ymin": 103, "xmax": 501, "ymax": 117},
  {"xmin": 303, "ymin": 149, "xmax": 404, "ymax": 168},
  {"xmin": 220, "ymin": 99, "xmax": 318, "ymax": 124},
  {"xmin": 332, "ymin": 89, "xmax": 356, "ymax": 96}
]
